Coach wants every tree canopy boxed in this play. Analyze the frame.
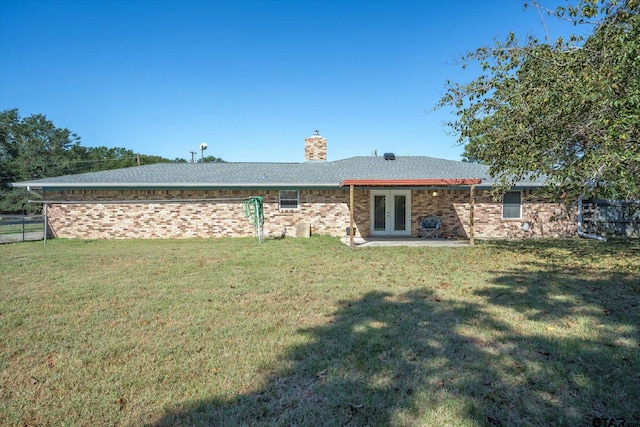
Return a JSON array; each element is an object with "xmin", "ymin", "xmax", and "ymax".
[
  {"xmin": 0, "ymin": 109, "xmax": 224, "ymax": 213},
  {"xmin": 438, "ymin": 0, "xmax": 639, "ymax": 201},
  {"xmin": 199, "ymin": 155, "xmax": 225, "ymax": 163}
]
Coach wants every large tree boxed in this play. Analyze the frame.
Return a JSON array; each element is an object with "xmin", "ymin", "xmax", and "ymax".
[
  {"xmin": 0, "ymin": 109, "xmax": 84, "ymax": 212},
  {"xmin": 438, "ymin": 0, "xmax": 639, "ymax": 201}
]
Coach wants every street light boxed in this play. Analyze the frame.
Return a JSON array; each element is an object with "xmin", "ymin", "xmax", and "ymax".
[{"xmin": 200, "ymin": 142, "xmax": 208, "ymax": 162}]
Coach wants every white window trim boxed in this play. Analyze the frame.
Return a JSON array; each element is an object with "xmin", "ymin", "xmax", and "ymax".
[
  {"xmin": 279, "ymin": 190, "xmax": 299, "ymax": 210},
  {"xmin": 502, "ymin": 190, "xmax": 522, "ymax": 219}
]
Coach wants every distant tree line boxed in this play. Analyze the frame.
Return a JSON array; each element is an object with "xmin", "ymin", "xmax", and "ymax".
[{"xmin": 0, "ymin": 109, "xmax": 224, "ymax": 213}]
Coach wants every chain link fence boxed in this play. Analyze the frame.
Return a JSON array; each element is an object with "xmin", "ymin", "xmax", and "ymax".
[{"xmin": 0, "ymin": 215, "xmax": 46, "ymax": 243}]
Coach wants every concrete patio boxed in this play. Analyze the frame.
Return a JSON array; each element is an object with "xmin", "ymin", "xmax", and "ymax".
[{"xmin": 340, "ymin": 236, "xmax": 471, "ymax": 247}]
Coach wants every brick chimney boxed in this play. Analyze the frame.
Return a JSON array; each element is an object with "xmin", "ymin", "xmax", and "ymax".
[{"xmin": 304, "ymin": 130, "xmax": 327, "ymax": 161}]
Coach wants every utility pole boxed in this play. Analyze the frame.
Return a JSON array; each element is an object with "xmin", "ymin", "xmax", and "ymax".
[{"xmin": 190, "ymin": 151, "xmax": 197, "ymax": 163}]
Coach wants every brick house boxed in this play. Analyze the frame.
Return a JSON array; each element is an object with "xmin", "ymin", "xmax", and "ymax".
[{"xmin": 12, "ymin": 132, "xmax": 576, "ymax": 240}]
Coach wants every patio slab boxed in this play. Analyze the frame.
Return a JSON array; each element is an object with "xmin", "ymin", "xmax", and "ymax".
[{"xmin": 340, "ymin": 237, "xmax": 471, "ymax": 247}]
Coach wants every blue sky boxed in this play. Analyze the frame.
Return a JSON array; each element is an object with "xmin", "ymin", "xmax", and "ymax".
[{"xmin": 0, "ymin": 0, "xmax": 577, "ymax": 163}]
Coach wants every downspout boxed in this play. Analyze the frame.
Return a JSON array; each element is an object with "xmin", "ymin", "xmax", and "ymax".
[
  {"xmin": 26, "ymin": 185, "xmax": 43, "ymax": 199},
  {"xmin": 577, "ymin": 196, "xmax": 606, "ymax": 241}
]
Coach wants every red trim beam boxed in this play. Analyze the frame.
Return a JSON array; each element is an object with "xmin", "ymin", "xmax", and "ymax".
[{"xmin": 339, "ymin": 178, "xmax": 482, "ymax": 187}]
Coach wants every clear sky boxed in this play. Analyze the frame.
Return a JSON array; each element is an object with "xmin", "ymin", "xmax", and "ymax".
[{"xmin": 0, "ymin": 0, "xmax": 577, "ymax": 163}]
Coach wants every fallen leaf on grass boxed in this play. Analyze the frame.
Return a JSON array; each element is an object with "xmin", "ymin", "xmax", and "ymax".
[{"xmin": 115, "ymin": 397, "xmax": 127, "ymax": 410}]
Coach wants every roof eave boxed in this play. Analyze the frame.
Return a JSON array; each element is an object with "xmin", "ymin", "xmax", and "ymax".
[
  {"xmin": 340, "ymin": 178, "xmax": 483, "ymax": 187},
  {"xmin": 11, "ymin": 182, "xmax": 342, "ymax": 190}
]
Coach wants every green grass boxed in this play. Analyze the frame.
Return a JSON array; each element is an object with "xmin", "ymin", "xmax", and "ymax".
[
  {"xmin": 1, "ymin": 237, "xmax": 639, "ymax": 426},
  {"xmin": 0, "ymin": 222, "xmax": 44, "ymax": 235}
]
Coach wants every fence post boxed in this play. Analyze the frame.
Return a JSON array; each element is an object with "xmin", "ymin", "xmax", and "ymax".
[{"xmin": 44, "ymin": 204, "xmax": 48, "ymax": 246}]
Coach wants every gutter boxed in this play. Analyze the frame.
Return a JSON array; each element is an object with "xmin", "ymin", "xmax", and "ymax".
[
  {"xmin": 577, "ymin": 196, "xmax": 606, "ymax": 241},
  {"xmin": 26, "ymin": 198, "xmax": 254, "ymax": 205},
  {"xmin": 340, "ymin": 178, "xmax": 483, "ymax": 187},
  {"xmin": 12, "ymin": 182, "xmax": 342, "ymax": 190}
]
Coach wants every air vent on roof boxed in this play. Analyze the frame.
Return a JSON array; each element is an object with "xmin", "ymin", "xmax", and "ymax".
[{"xmin": 383, "ymin": 153, "xmax": 395, "ymax": 160}]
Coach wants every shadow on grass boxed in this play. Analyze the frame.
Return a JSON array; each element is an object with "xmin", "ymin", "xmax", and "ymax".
[
  {"xmin": 151, "ymin": 244, "xmax": 640, "ymax": 426},
  {"xmin": 481, "ymin": 237, "xmax": 640, "ymax": 265}
]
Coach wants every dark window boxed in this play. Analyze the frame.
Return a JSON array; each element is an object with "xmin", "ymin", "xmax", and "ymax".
[
  {"xmin": 279, "ymin": 190, "xmax": 299, "ymax": 210},
  {"xmin": 503, "ymin": 191, "xmax": 522, "ymax": 219}
]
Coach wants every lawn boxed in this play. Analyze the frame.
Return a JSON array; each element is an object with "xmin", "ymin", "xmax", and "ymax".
[{"xmin": 1, "ymin": 237, "xmax": 639, "ymax": 426}]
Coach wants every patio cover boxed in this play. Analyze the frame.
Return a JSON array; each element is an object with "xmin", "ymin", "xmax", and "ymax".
[{"xmin": 340, "ymin": 178, "xmax": 482, "ymax": 247}]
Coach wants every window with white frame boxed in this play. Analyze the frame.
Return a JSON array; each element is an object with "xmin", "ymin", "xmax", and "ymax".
[
  {"xmin": 279, "ymin": 190, "xmax": 299, "ymax": 210},
  {"xmin": 502, "ymin": 191, "xmax": 522, "ymax": 219}
]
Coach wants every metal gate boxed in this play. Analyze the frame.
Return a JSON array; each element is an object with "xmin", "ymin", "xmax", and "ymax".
[
  {"xmin": 582, "ymin": 200, "xmax": 640, "ymax": 238},
  {"xmin": 0, "ymin": 215, "xmax": 46, "ymax": 243}
]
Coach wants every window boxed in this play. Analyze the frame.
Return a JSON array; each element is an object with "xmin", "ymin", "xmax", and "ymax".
[
  {"xmin": 279, "ymin": 190, "xmax": 299, "ymax": 210},
  {"xmin": 502, "ymin": 191, "xmax": 522, "ymax": 219}
]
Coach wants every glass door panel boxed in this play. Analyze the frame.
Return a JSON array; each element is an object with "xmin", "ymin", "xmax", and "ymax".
[
  {"xmin": 370, "ymin": 190, "xmax": 411, "ymax": 236},
  {"xmin": 373, "ymin": 195, "xmax": 386, "ymax": 231},
  {"xmin": 394, "ymin": 195, "xmax": 406, "ymax": 231}
]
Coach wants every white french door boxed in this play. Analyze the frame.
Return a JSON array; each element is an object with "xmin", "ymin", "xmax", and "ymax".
[{"xmin": 370, "ymin": 190, "xmax": 411, "ymax": 236}]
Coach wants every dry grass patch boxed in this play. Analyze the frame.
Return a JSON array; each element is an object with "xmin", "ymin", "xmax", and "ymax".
[{"xmin": 1, "ymin": 237, "xmax": 639, "ymax": 426}]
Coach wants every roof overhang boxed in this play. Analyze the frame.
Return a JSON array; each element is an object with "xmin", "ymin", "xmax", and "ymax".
[
  {"xmin": 11, "ymin": 182, "xmax": 342, "ymax": 190},
  {"xmin": 339, "ymin": 178, "xmax": 483, "ymax": 187}
]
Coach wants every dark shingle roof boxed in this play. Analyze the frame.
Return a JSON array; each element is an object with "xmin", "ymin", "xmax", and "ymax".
[
  {"xmin": 331, "ymin": 156, "xmax": 492, "ymax": 181},
  {"xmin": 12, "ymin": 156, "xmax": 540, "ymax": 189}
]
